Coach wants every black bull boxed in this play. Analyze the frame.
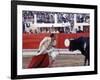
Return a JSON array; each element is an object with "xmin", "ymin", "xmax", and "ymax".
[{"xmin": 69, "ymin": 37, "xmax": 89, "ymax": 66}]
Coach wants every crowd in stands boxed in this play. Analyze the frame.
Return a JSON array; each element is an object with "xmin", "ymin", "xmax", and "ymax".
[
  {"xmin": 23, "ymin": 26, "xmax": 86, "ymax": 34},
  {"xmin": 22, "ymin": 11, "xmax": 90, "ymax": 34},
  {"xmin": 76, "ymin": 14, "xmax": 90, "ymax": 23},
  {"xmin": 37, "ymin": 12, "xmax": 55, "ymax": 23}
]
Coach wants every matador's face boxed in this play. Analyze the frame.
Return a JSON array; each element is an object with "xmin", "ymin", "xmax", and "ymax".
[{"xmin": 51, "ymin": 35, "xmax": 56, "ymax": 41}]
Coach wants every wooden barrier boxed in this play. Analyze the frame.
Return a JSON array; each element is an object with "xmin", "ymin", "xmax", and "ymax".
[{"xmin": 23, "ymin": 33, "xmax": 89, "ymax": 49}]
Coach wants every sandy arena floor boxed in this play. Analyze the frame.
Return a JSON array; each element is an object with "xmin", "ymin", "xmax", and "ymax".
[{"xmin": 22, "ymin": 54, "xmax": 87, "ymax": 69}]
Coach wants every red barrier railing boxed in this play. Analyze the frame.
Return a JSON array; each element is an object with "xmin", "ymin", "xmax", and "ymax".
[{"xmin": 23, "ymin": 33, "xmax": 89, "ymax": 49}]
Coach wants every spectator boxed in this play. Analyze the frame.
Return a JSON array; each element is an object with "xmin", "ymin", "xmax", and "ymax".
[
  {"xmin": 55, "ymin": 28, "xmax": 59, "ymax": 33},
  {"xmin": 77, "ymin": 26, "xmax": 83, "ymax": 33}
]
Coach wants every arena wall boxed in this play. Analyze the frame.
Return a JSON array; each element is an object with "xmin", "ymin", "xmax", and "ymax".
[{"xmin": 23, "ymin": 33, "xmax": 89, "ymax": 49}]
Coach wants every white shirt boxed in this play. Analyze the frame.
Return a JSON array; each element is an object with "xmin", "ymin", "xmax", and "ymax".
[
  {"xmin": 36, "ymin": 37, "xmax": 57, "ymax": 60},
  {"xmin": 39, "ymin": 37, "xmax": 52, "ymax": 51}
]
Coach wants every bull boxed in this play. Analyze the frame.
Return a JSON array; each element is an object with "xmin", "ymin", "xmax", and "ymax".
[{"xmin": 69, "ymin": 37, "xmax": 89, "ymax": 66}]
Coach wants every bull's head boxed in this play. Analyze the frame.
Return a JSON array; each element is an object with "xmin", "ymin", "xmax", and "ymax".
[{"xmin": 69, "ymin": 39, "xmax": 77, "ymax": 51}]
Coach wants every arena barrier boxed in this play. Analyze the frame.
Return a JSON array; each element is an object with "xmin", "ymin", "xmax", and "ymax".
[{"xmin": 23, "ymin": 33, "xmax": 89, "ymax": 49}]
